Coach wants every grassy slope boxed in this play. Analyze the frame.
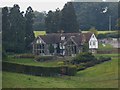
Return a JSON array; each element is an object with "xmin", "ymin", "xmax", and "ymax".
[{"xmin": 2, "ymin": 54, "xmax": 119, "ymax": 88}]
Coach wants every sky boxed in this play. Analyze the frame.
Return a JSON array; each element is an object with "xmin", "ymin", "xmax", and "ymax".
[
  {"xmin": 0, "ymin": 0, "xmax": 119, "ymax": 12},
  {"xmin": 0, "ymin": 0, "xmax": 71, "ymax": 12}
]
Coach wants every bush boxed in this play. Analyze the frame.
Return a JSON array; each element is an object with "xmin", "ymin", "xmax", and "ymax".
[
  {"xmin": 14, "ymin": 54, "xmax": 35, "ymax": 58},
  {"xmin": 98, "ymin": 56, "xmax": 111, "ymax": 62},
  {"xmin": 72, "ymin": 52, "xmax": 96, "ymax": 64},
  {"xmin": 57, "ymin": 61, "xmax": 64, "ymax": 66},
  {"xmin": 34, "ymin": 55, "xmax": 55, "ymax": 62}
]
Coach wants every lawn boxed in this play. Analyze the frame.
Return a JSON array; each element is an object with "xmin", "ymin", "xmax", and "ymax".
[
  {"xmin": 98, "ymin": 43, "xmax": 113, "ymax": 50},
  {"xmin": 3, "ymin": 56, "xmax": 64, "ymax": 67},
  {"xmin": 2, "ymin": 54, "xmax": 119, "ymax": 88}
]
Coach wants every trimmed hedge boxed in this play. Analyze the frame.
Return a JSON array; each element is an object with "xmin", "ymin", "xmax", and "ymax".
[
  {"xmin": 77, "ymin": 57, "xmax": 111, "ymax": 71},
  {"xmin": 2, "ymin": 62, "xmax": 77, "ymax": 76}
]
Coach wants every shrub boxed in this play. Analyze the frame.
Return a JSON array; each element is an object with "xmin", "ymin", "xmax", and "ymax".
[
  {"xmin": 14, "ymin": 54, "xmax": 35, "ymax": 58},
  {"xmin": 72, "ymin": 52, "xmax": 96, "ymax": 64},
  {"xmin": 34, "ymin": 55, "xmax": 55, "ymax": 62},
  {"xmin": 57, "ymin": 61, "xmax": 64, "ymax": 66},
  {"xmin": 98, "ymin": 56, "xmax": 111, "ymax": 62}
]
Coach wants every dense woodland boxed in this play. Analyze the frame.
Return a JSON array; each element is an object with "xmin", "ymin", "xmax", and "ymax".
[
  {"xmin": 33, "ymin": 2, "xmax": 119, "ymax": 31},
  {"xmin": 2, "ymin": 5, "xmax": 35, "ymax": 53},
  {"xmin": 2, "ymin": 2, "xmax": 120, "ymax": 53}
]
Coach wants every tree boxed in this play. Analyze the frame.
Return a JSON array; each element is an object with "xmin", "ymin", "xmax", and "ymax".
[
  {"xmin": 52, "ymin": 8, "xmax": 61, "ymax": 33},
  {"xmin": 89, "ymin": 27, "xmax": 98, "ymax": 37},
  {"xmin": 2, "ymin": 7, "xmax": 10, "ymax": 52},
  {"xmin": 60, "ymin": 2, "xmax": 79, "ymax": 32},
  {"xmin": 33, "ymin": 11, "xmax": 46, "ymax": 30},
  {"xmin": 8, "ymin": 4, "xmax": 26, "ymax": 53},
  {"xmin": 25, "ymin": 6, "xmax": 35, "ymax": 52}
]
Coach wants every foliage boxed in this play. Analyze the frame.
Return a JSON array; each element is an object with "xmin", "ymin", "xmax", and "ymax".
[
  {"xmin": 2, "ymin": 54, "xmax": 118, "ymax": 88},
  {"xmin": 48, "ymin": 44, "xmax": 54, "ymax": 54},
  {"xmin": 57, "ymin": 61, "xmax": 64, "ymax": 66},
  {"xmin": 97, "ymin": 33, "xmax": 107, "ymax": 39},
  {"xmin": 33, "ymin": 11, "xmax": 46, "ymax": 30},
  {"xmin": 25, "ymin": 6, "xmax": 35, "ymax": 52},
  {"xmin": 2, "ymin": 5, "xmax": 35, "ymax": 53},
  {"xmin": 73, "ymin": 2, "xmax": 118, "ymax": 30},
  {"xmin": 72, "ymin": 52, "xmax": 96, "ymax": 64},
  {"xmin": 82, "ymin": 43, "xmax": 89, "ymax": 52},
  {"xmin": 2, "ymin": 5, "xmax": 26, "ymax": 53},
  {"xmin": 89, "ymin": 27, "xmax": 98, "ymax": 37},
  {"xmin": 60, "ymin": 2, "xmax": 79, "ymax": 32},
  {"xmin": 45, "ymin": 8, "xmax": 61, "ymax": 33}
]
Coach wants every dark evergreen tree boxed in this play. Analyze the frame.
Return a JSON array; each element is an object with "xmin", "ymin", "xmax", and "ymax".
[
  {"xmin": 45, "ymin": 10, "xmax": 54, "ymax": 33},
  {"xmin": 8, "ymin": 4, "xmax": 26, "ymax": 53},
  {"xmin": 2, "ymin": 7, "xmax": 10, "ymax": 52},
  {"xmin": 52, "ymin": 8, "xmax": 61, "ymax": 32},
  {"xmin": 60, "ymin": 2, "xmax": 79, "ymax": 32},
  {"xmin": 33, "ymin": 11, "xmax": 46, "ymax": 30},
  {"xmin": 25, "ymin": 6, "xmax": 35, "ymax": 51}
]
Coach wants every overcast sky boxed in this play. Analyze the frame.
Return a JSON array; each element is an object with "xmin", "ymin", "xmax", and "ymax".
[
  {"xmin": 0, "ymin": 0, "xmax": 119, "ymax": 12},
  {"xmin": 0, "ymin": 0, "xmax": 71, "ymax": 12}
]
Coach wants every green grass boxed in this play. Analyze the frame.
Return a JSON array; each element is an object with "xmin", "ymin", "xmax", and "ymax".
[
  {"xmin": 98, "ymin": 43, "xmax": 113, "ymax": 50},
  {"xmin": 4, "ymin": 57, "xmax": 62, "ymax": 67},
  {"xmin": 2, "ymin": 54, "xmax": 119, "ymax": 88}
]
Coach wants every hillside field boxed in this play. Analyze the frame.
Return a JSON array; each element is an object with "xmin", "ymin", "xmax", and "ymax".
[
  {"xmin": 2, "ymin": 54, "xmax": 119, "ymax": 88},
  {"xmin": 82, "ymin": 31, "xmax": 117, "ymax": 34}
]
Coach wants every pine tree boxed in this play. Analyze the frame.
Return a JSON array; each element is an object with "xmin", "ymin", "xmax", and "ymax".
[
  {"xmin": 2, "ymin": 7, "xmax": 10, "ymax": 51},
  {"xmin": 9, "ymin": 4, "xmax": 26, "ymax": 53},
  {"xmin": 60, "ymin": 2, "xmax": 79, "ymax": 32},
  {"xmin": 25, "ymin": 6, "xmax": 35, "ymax": 52}
]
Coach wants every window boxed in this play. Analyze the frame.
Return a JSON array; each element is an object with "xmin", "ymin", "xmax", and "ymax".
[
  {"xmin": 93, "ymin": 42, "xmax": 95, "ymax": 45},
  {"xmin": 90, "ymin": 42, "xmax": 92, "ymax": 45}
]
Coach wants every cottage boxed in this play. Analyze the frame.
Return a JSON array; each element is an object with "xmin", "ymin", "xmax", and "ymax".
[
  {"xmin": 89, "ymin": 34, "xmax": 98, "ymax": 53},
  {"xmin": 32, "ymin": 33, "xmax": 98, "ymax": 56}
]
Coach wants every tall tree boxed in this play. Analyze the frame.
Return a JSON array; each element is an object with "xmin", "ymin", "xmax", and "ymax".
[
  {"xmin": 2, "ymin": 7, "xmax": 10, "ymax": 51},
  {"xmin": 60, "ymin": 2, "xmax": 79, "ymax": 32},
  {"xmin": 45, "ymin": 9, "xmax": 61, "ymax": 33},
  {"xmin": 45, "ymin": 10, "xmax": 54, "ymax": 33},
  {"xmin": 25, "ymin": 6, "xmax": 35, "ymax": 51},
  {"xmin": 33, "ymin": 11, "xmax": 46, "ymax": 30},
  {"xmin": 9, "ymin": 4, "xmax": 26, "ymax": 53}
]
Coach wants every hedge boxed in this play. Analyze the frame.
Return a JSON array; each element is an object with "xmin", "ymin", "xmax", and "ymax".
[
  {"xmin": 77, "ymin": 57, "xmax": 111, "ymax": 71},
  {"xmin": 2, "ymin": 62, "xmax": 77, "ymax": 76}
]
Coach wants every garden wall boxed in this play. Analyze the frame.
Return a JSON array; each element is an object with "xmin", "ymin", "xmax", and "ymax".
[{"xmin": 2, "ymin": 62, "xmax": 77, "ymax": 76}]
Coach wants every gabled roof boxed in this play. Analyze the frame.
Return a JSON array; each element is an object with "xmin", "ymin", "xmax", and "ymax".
[{"xmin": 33, "ymin": 33, "xmax": 93, "ymax": 45}]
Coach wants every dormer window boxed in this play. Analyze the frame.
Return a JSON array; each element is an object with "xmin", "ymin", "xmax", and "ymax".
[
  {"xmin": 36, "ymin": 39, "xmax": 41, "ymax": 44},
  {"xmin": 61, "ymin": 36, "xmax": 65, "ymax": 40}
]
